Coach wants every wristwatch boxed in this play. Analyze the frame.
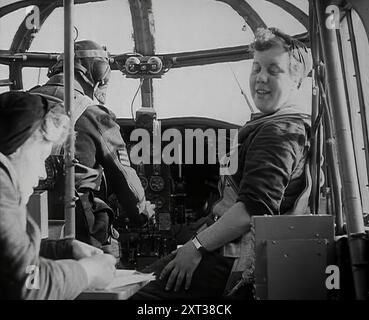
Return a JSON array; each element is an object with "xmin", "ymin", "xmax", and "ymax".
[{"xmin": 191, "ymin": 235, "xmax": 209, "ymax": 254}]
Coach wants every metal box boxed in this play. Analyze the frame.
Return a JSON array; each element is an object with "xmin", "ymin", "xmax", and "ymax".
[{"xmin": 253, "ymin": 215, "xmax": 335, "ymax": 300}]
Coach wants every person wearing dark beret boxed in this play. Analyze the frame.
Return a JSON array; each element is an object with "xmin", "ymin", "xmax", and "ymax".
[{"xmin": 0, "ymin": 91, "xmax": 116, "ymax": 299}]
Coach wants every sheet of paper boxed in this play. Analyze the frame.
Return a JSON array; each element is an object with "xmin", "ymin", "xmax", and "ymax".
[{"xmin": 104, "ymin": 269, "xmax": 156, "ymax": 290}]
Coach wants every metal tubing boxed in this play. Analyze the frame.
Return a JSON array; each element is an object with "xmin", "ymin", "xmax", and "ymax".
[
  {"xmin": 315, "ymin": 0, "xmax": 367, "ymax": 300},
  {"xmin": 315, "ymin": 0, "xmax": 364, "ymax": 234},
  {"xmin": 63, "ymin": 0, "xmax": 75, "ymax": 237},
  {"xmin": 318, "ymin": 79, "xmax": 344, "ymax": 234},
  {"xmin": 309, "ymin": 0, "xmax": 320, "ymax": 215},
  {"xmin": 346, "ymin": 10, "xmax": 369, "ymax": 195},
  {"xmin": 334, "ymin": 28, "xmax": 352, "ymax": 234}
]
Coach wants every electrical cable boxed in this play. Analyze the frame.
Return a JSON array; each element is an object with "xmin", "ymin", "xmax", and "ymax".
[
  {"xmin": 228, "ymin": 63, "xmax": 255, "ymax": 114},
  {"xmin": 130, "ymin": 78, "xmax": 144, "ymax": 120}
]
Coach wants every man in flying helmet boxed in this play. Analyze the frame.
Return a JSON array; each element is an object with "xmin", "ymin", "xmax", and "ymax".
[{"xmin": 31, "ymin": 40, "xmax": 154, "ymax": 256}]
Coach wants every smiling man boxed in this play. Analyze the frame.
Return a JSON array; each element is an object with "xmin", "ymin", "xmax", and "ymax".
[
  {"xmin": 131, "ymin": 28, "xmax": 312, "ymax": 300},
  {"xmin": 250, "ymin": 27, "xmax": 310, "ymax": 114},
  {"xmin": 251, "ymin": 47, "xmax": 297, "ymax": 114}
]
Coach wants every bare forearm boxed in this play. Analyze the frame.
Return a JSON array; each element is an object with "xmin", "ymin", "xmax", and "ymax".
[{"xmin": 196, "ymin": 202, "xmax": 251, "ymax": 251}]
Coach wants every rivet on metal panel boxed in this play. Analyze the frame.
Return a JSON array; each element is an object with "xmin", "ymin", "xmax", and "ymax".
[
  {"xmin": 283, "ymin": 253, "xmax": 288, "ymax": 258},
  {"xmin": 289, "ymin": 226, "xmax": 294, "ymax": 230},
  {"xmin": 272, "ymin": 240, "xmax": 276, "ymax": 244},
  {"xmin": 315, "ymin": 233, "xmax": 320, "ymax": 237}
]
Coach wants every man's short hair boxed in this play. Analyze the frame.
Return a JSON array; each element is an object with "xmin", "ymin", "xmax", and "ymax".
[{"xmin": 251, "ymin": 28, "xmax": 312, "ymax": 88}]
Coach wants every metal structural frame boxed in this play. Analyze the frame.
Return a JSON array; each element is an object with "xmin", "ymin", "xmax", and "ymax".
[
  {"xmin": 315, "ymin": 0, "xmax": 368, "ymax": 300},
  {"xmin": 0, "ymin": 0, "xmax": 309, "ymax": 92}
]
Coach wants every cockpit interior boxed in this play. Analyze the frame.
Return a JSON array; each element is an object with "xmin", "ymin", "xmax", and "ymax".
[{"xmin": 1, "ymin": 0, "xmax": 369, "ymax": 301}]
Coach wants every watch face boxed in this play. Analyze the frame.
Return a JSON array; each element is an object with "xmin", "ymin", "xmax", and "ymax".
[
  {"xmin": 192, "ymin": 238, "xmax": 199, "ymax": 250},
  {"xmin": 192, "ymin": 236, "xmax": 209, "ymax": 254},
  {"xmin": 192, "ymin": 237, "xmax": 202, "ymax": 250}
]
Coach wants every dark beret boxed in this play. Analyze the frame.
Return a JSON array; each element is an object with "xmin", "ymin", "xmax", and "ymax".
[{"xmin": 0, "ymin": 91, "xmax": 50, "ymax": 155}]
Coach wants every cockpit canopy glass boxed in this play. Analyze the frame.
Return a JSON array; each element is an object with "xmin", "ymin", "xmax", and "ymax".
[{"xmin": 1, "ymin": 0, "xmax": 312, "ymax": 124}]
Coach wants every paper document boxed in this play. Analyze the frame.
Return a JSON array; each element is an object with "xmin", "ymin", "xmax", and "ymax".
[{"xmin": 105, "ymin": 269, "xmax": 156, "ymax": 290}]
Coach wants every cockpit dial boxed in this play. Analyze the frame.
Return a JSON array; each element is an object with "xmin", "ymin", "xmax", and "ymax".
[{"xmin": 149, "ymin": 176, "xmax": 165, "ymax": 192}]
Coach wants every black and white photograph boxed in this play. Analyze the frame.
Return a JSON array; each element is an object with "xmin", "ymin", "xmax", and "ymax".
[{"xmin": 0, "ymin": 0, "xmax": 368, "ymax": 310}]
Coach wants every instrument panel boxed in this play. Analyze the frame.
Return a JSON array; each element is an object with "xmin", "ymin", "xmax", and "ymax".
[{"xmin": 149, "ymin": 175, "xmax": 165, "ymax": 192}]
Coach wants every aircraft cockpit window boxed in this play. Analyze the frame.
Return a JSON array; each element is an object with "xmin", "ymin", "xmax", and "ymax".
[
  {"xmin": 152, "ymin": 0, "xmax": 253, "ymax": 53},
  {"xmin": 0, "ymin": 0, "xmax": 313, "ymax": 122},
  {"xmin": 0, "ymin": 65, "xmax": 8, "ymax": 94},
  {"xmin": 0, "ymin": 8, "xmax": 27, "ymax": 94},
  {"xmin": 246, "ymin": 0, "xmax": 308, "ymax": 34},
  {"xmin": 106, "ymin": 73, "xmax": 142, "ymax": 119},
  {"xmin": 152, "ymin": 61, "xmax": 252, "ymax": 125},
  {"xmin": 29, "ymin": 0, "xmax": 133, "ymax": 53},
  {"xmin": 0, "ymin": 8, "xmax": 25, "ymax": 48},
  {"xmin": 22, "ymin": 67, "xmax": 49, "ymax": 91},
  {"xmin": 153, "ymin": 60, "xmax": 311, "ymax": 125}
]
